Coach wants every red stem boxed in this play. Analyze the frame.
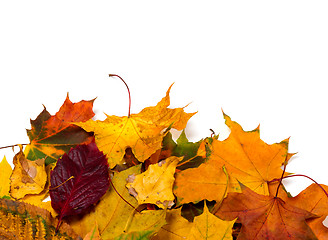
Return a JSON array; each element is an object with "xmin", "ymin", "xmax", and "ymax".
[
  {"xmin": 109, "ymin": 74, "xmax": 131, "ymax": 117},
  {"xmin": 275, "ymin": 160, "xmax": 287, "ymax": 198},
  {"xmin": 271, "ymin": 174, "xmax": 328, "ymax": 198}
]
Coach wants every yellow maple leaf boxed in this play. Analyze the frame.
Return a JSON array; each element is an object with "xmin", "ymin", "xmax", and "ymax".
[
  {"xmin": 153, "ymin": 208, "xmax": 193, "ymax": 240},
  {"xmin": 0, "ymin": 156, "xmax": 12, "ymax": 198},
  {"xmin": 187, "ymin": 203, "xmax": 236, "ymax": 240},
  {"xmin": 75, "ymin": 84, "xmax": 196, "ymax": 168},
  {"xmin": 10, "ymin": 148, "xmax": 47, "ymax": 200},
  {"xmin": 126, "ymin": 156, "xmax": 181, "ymax": 209}
]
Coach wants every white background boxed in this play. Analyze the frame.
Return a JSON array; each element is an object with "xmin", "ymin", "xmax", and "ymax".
[{"xmin": 0, "ymin": 1, "xmax": 327, "ymax": 199}]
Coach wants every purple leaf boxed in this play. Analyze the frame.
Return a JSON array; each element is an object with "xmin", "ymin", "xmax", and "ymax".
[{"xmin": 50, "ymin": 141, "xmax": 109, "ymax": 230}]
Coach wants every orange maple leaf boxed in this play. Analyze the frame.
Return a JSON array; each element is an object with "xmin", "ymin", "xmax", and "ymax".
[
  {"xmin": 215, "ymin": 184, "xmax": 318, "ymax": 240},
  {"xmin": 25, "ymin": 95, "xmax": 95, "ymax": 164},
  {"xmin": 208, "ymin": 112, "xmax": 290, "ymax": 195},
  {"xmin": 75, "ymin": 84, "xmax": 196, "ymax": 168},
  {"xmin": 288, "ymin": 184, "xmax": 328, "ymax": 240}
]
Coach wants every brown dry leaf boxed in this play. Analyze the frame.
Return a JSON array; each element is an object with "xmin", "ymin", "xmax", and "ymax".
[
  {"xmin": 75, "ymin": 84, "xmax": 196, "ymax": 168},
  {"xmin": 126, "ymin": 156, "xmax": 181, "ymax": 209},
  {"xmin": 10, "ymin": 147, "xmax": 47, "ymax": 199}
]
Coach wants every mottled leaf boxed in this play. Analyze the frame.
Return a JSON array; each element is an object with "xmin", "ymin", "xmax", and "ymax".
[{"xmin": 25, "ymin": 95, "xmax": 95, "ymax": 164}]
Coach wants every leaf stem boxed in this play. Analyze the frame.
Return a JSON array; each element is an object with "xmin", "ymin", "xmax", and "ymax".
[
  {"xmin": 270, "ymin": 174, "xmax": 328, "ymax": 198},
  {"xmin": 0, "ymin": 143, "xmax": 28, "ymax": 150},
  {"xmin": 275, "ymin": 159, "xmax": 287, "ymax": 198},
  {"xmin": 109, "ymin": 74, "xmax": 131, "ymax": 117}
]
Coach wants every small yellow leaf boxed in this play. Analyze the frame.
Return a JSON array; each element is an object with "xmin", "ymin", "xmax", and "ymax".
[
  {"xmin": 187, "ymin": 203, "xmax": 236, "ymax": 240},
  {"xmin": 10, "ymin": 149, "xmax": 47, "ymax": 199},
  {"xmin": 153, "ymin": 208, "xmax": 193, "ymax": 240},
  {"xmin": 0, "ymin": 156, "xmax": 12, "ymax": 197},
  {"xmin": 126, "ymin": 156, "xmax": 181, "ymax": 209}
]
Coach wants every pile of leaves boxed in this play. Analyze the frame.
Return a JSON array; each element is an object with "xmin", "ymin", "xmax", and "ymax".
[{"xmin": 1, "ymin": 79, "xmax": 328, "ymax": 240}]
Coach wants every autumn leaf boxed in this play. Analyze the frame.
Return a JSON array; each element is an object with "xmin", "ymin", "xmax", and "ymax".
[
  {"xmin": 75, "ymin": 84, "xmax": 196, "ymax": 168},
  {"xmin": 20, "ymin": 162, "xmax": 57, "ymax": 217},
  {"xmin": 174, "ymin": 159, "xmax": 235, "ymax": 206},
  {"xmin": 114, "ymin": 210, "xmax": 166, "ymax": 239},
  {"xmin": 160, "ymin": 130, "xmax": 206, "ymax": 171},
  {"xmin": 68, "ymin": 164, "xmax": 141, "ymax": 238},
  {"xmin": 114, "ymin": 231, "xmax": 154, "ymax": 240},
  {"xmin": 215, "ymin": 184, "xmax": 318, "ymax": 240},
  {"xmin": 50, "ymin": 141, "xmax": 110, "ymax": 230},
  {"xmin": 0, "ymin": 156, "xmax": 12, "ymax": 198},
  {"xmin": 153, "ymin": 207, "xmax": 193, "ymax": 240},
  {"xmin": 0, "ymin": 197, "xmax": 79, "ymax": 239},
  {"xmin": 10, "ymin": 147, "xmax": 47, "ymax": 200},
  {"xmin": 68, "ymin": 164, "xmax": 166, "ymax": 239},
  {"xmin": 84, "ymin": 222, "xmax": 102, "ymax": 240},
  {"xmin": 126, "ymin": 156, "xmax": 181, "ymax": 209},
  {"xmin": 25, "ymin": 95, "xmax": 95, "ymax": 164},
  {"xmin": 208, "ymin": 112, "xmax": 290, "ymax": 195},
  {"xmin": 288, "ymin": 184, "xmax": 328, "ymax": 240},
  {"xmin": 188, "ymin": 203, "xmax": 235, "ymax": 240}
]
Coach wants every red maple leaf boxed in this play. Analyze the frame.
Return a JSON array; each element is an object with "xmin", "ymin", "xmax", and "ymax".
[{"xmin": 215, "ymin": 184, "xmax": 318, "ymax": 240}]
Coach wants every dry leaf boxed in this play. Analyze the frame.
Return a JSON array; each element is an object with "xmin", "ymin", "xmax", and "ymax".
[
  {"xmin": 126, "ymin": 156, "xmax": 181, "ymax": 209},
  {"xmin": 10, "ymin": 148, "xmax": 47, "ymax": 199}
]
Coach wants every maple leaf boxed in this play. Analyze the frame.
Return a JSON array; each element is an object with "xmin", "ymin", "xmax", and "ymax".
[
  {"xmin": 0, "ymin": 156, "xmax": 12, "ymax": 198},
  {"xmin": 208, "ymin": 112, "xmax": 290, "ymax": 195},
  {"xmin": 25, "ymin": 95, "xmax": 95, "ymax": 164},
  {"xmin": 75, "ymin": 84, "xmax": 196, "ymax": 168},
  {"xmin": 288, "ymin": 184, "xmax": 328, "ymax": 240},
  {"xmin": 173, "ymin": 158, "xmax": 236, "ymax": 206},
  {"xmin": 10, "ymin": 147, "xmax": 47, "ymax": 200},
  {"xmin": 215, "ymin": 184, "xmax": 318, "ymax": 240},
  {"xmin": 188, "ymin": 203, "xmax": 235, "ymax": 240},
  {"xmin": 0, "ymin": 198, "xmax": 79, "ymax": 239},
  {"xmin": 50, "ymin": 141, "xmax": 110, "ymax": 230},
  {"xmin": 126, "ymin": 156, "xmax": 181, "ymax": 209},
  {"xmin": 153, "ymin": 207, "xmax": 193, "ymax": 240}
]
